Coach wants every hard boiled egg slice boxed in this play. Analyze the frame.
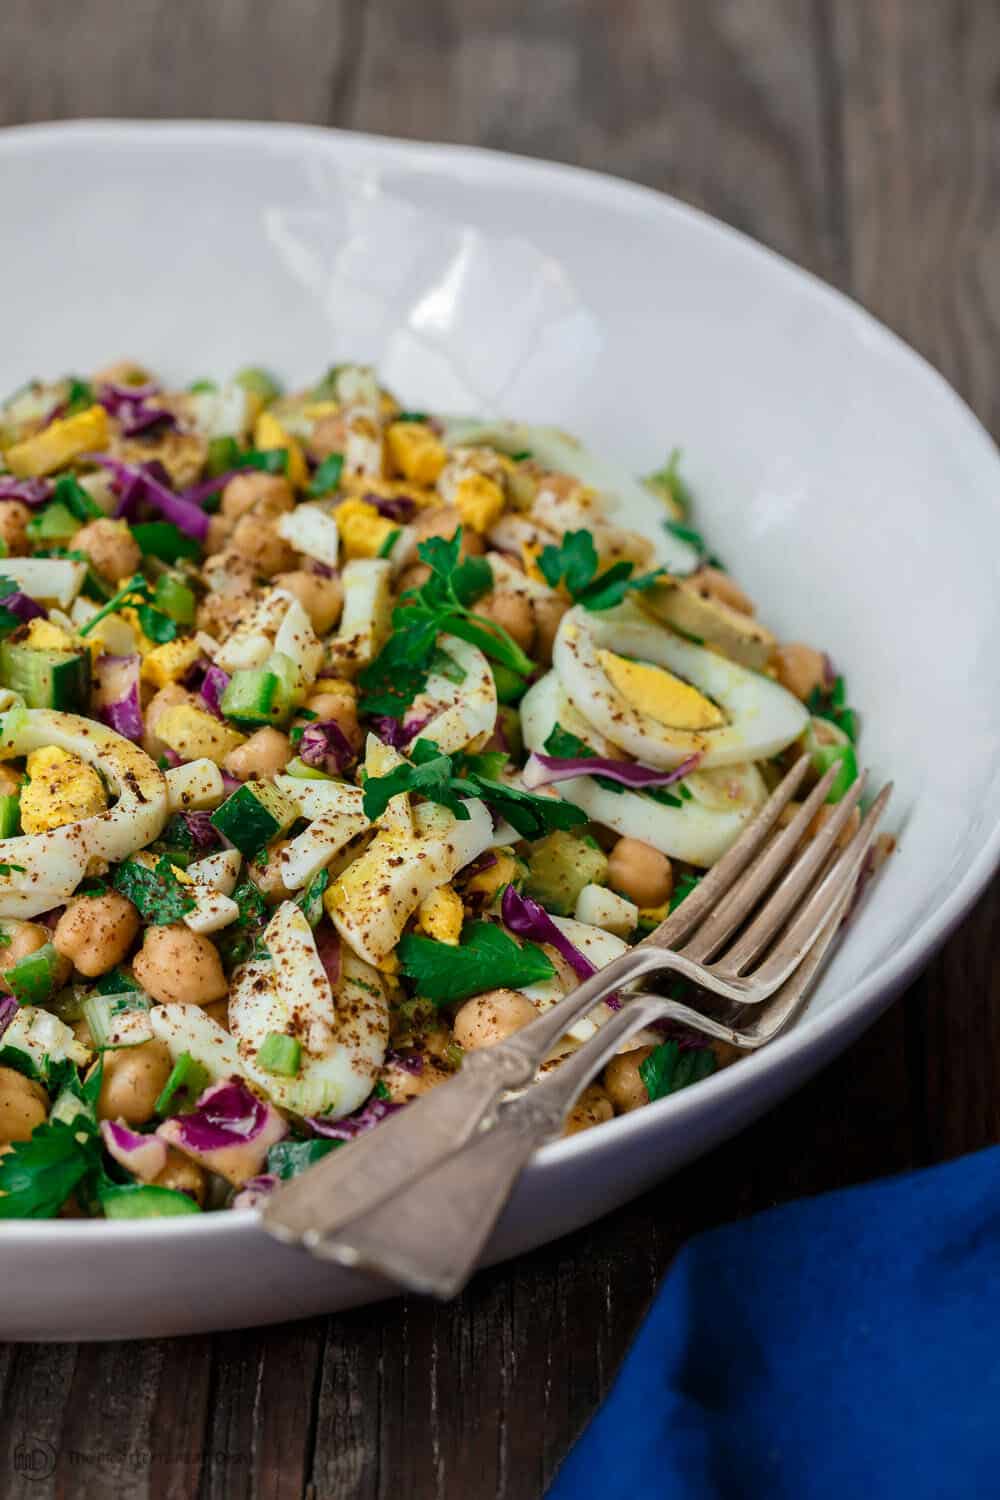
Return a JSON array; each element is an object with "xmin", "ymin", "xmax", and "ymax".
[
  {"xmin": 519, "ymin": 671, "xmax": 769, "ymax": 867},
  {"xmin": 553, "ymin": 602, "xmax": 807, "ymax": 770},
  {"xmin": 405, "ymin": 633, "xmax": 498, "ymax": 757}
]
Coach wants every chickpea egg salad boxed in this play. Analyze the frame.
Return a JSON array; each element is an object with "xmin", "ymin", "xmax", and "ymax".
[{"xmin": 0, "ymin": 360, "xmax": 876, "ymax": 1221}]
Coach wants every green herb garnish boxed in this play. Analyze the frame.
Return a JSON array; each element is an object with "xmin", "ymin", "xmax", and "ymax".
[
  {"xmin": 399, "ymin": 922, "xmax": 555, "ymax": 1004},
  {"xmin": 112, "ymin": 855, "xmax": 195, "ymax": 925},
  {"xmin": 639, "ymin": 1039, "xmax": 716, "ymax": 1102},
  {"xmin": 538, "ymin": 529, "xmax": 666, "ymax": 611},
  {"xmin": 308, "ymin": 453, "xmax": 344, "ymax": 496}
]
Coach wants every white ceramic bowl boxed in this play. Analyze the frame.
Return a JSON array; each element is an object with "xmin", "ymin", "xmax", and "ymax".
[{"xmin": 1, "ymin": 120, "xmax": 998, "ymax": 1340}]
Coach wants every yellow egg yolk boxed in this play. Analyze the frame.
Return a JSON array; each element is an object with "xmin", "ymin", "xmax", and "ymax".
[{"xmin": 597, "ymin": 650, "xmax": 725, "ymax": 731}]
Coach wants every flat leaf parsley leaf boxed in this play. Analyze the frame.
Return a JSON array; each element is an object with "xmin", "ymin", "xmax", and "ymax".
[
  {"xmin": 399, "ymin": 922, "xmax": 555, "ymax": 1004},
  {"xmin": 639, "ymin": 1040, "xmax": 716, "ymax": 1103},
  {"xmin": 358, "ymin": 529, "xmax": 535, "ymax": 719},
  {"xmin": 538, "ymin": 529, "xmax": 666, "ymax": 611},
  {"xmin": 113, "ymin": 855, "xmax": 195, "ymax": 925}
]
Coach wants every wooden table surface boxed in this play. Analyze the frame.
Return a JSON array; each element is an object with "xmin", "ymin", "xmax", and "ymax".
[{"xmin": 2, "ymin": 2, "xmax": 998, "ymax": 1496}]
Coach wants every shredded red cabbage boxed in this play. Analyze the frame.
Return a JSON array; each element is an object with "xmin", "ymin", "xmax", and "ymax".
[
  {"xmin": 298, "ymin": 720, "xmax": 355, "ymax": 774},
  {"xmin": 3, "ymin": 591, "xmax": 47, "ymax": 624},
  {"xmin": 93, "ymin": 654, "xmax": 144, "ymax": 742},
  {"xmin": 170, "ymin": 1078, "xmax": 271, "ymax": 1153},
  {"xmin": 198, "ymin": 664, "xmax": 230, "ymax": 719},
  {"xmin": 98, "ymin": 380, "xmax": 177, "ymax": 438},
  {"xmin": 308, "ymin": 1096, "xmax": 405, "ymax": 1141},
  {"xmin": 304, "ymin": 558, "xmax": 337, "ymax": 580},
  {"xmin": 523, "ymin": 750, "xmax": 701, "ymax": 791},
  {"xmin": 363, "ymin": 491, "xmax": 417, "ymax": 523},
  {"xmin": 501, "ymin": 885, "xmax": 596, "ymax": 985},
  {"xmin": 0, "ymin": 477, "xmax": 54, "ymax": 506},
  {"xmin": 0, "ymin": 994, "xmax": 17, "ymax": 1041},
  {"xmin": 369, "ymin": 712, "xmax": 432, "ymax": 750},
  {"xmin": 314, "ymin": 921, "xmax": 341, "ymax": 990},
  {"xmin": 100, "ymin": 1119, "xmax": 168, "ymax": 1180},
  {"xmin": 182, "ymin": 811, "xmax": 221, "ymax": 850},
  {"xmin": 648, "ymin": 1018, "xmax": 717, "ymax": 1051},
  {"xmin": 89, "ymin": 455, "xmax": 210, "ymax": 541}
]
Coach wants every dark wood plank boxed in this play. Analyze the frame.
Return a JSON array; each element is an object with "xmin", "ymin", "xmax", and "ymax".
[{"xmin": 0, "ymin": 0, "xmax": 365, "ymax": 130}]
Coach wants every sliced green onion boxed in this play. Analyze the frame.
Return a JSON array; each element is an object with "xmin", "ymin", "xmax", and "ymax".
[
  {"xmin": 283, "ymin": 756, "xmax": 332, "ymax": 781},
  {"xmin": 153, "ymin": 573, "xmax": 196, "ymax": 625},
  {"xmin": 6, "ymin": 941, "xmax": 63, "ymax": 1005},
  {"xmin": 155, "ymin": 1051, "xmax": 210, "ymax": 1117},
  {"xmin": 0, "ymin": 792, "xmax": 20, "ymax": 838},
  {"xmin": 82, "ymin": 991, "xmax": 153, "ymax": 1050}
]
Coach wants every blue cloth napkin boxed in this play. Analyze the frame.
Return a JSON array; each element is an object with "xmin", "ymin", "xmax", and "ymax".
[{"xmin": 548, "ymin": 1144, "xmax": 1000, "ymax": 1499}]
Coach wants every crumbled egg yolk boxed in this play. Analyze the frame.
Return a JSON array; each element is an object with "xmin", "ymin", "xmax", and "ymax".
[
  {"xmin": 23, "ymin": 618, "xmax": 77, "ymax": 653},
  {"xmin": 416, "ymin": 883, "xmax": 464, "ymax": 946},
  {"xmin": 452, "ymin": 473, "xmax": 505, "ymax": 534},
  {"xmin": 254, "ymin": 410, "xmax": 309, "ymax": 490},
  {"xmin": 3, "ymin": 405, "xmax": 109, "ymax": 479},
  {"xmin": 386, "ymin": 421, "xmax": 447, "ymax": 485},
  {"xmin": 20, "ymin": 746, "xmax": 107, "ymax": 833},
  {"xmin": 463, "ymin": 848, "xmax": 519, "ymax": 906},
  {"xmin": 140, "ymin": 637, "xmax": 203, "ymax": 689},
  {"xmin": 155, "ymin": 704, "xmax": 245, "ymax": 765},
  {"xmin": 597, "ymin": 650, "xmax": 725, "ymax": 731},
  {"xmin": 334, "ymin": 497, "xmax": 398, "ymax": 559}
]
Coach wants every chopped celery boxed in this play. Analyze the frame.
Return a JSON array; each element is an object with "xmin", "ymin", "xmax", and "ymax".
[
  {"xmin": 155, "ymin": 1051, "xmax": 211, "ymax": 1117},
  {"xmin": 257, "ymin": 1031, "xmax": 302, "ymax": 1077}
]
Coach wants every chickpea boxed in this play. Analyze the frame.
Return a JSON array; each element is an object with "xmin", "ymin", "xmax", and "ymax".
[
  {"xmin": 222, "ymin": 727, "xmax": 290, "ymax": 781},
  {"xmin": 379, "ymin": 1055, "xmax": 452, "ymax": 1104},
  {"xmin": 807, "ymin": 802, "xmax": 862, "ymax": 850},
  {"xmin": 0, "ymin": 1066, "xmax": 48, "ymax": 1144},
  {"xmin": 195, "ymin": 557, "xmax": 257, "ymax": 636},
  {"xmin": 273, "ymin": 570, "xmax": 344, "ymax": 635},
  {"xmin": 396, "ymin": 562, "xmax": 431, "ymax": 594},
  {"xmin": 0, "ymin": 921, "xmax": 71, "ymax": 987},
  {"xmin": 476, "ymin": 590, "xmax": 536, "ymax": 654},
  {"xmin": 221, "ymin": 472, "xmax": 294, "ymax": 522},
  {"xmin": 607, "ymin": 838, "xmax": 673, "ymax": 909},
  {"xmin": 452, "ymin": 988, "xmax": 537, "ymax": 1051},
  {"xmin": 52, "ymin": 891, "xmax": 140, "ymax": 977},
  {"xmin": 774, "ymin": 643, "xmax": 827, "ymax": 702},
  {"xmin": 151, "ymin": 1146, "xmax": 207, "ymax": 1207},
  {"xmin": 247, "ymin": 840, "xmax": 294, "ymax": 904},
  {"xmin": 303, "ymin": 688, "xmax": 362, "ymax": 753},
  {"xmin": 230, "ymin": 511, "xmax": 298, "ymax": 576},
  {"xmin": 97, "ymin": 1039, "xmax": 173, "ymax": 1126},
  {"xmin": 132, "ymin": 925, "xmax": 228, "ymax": 1007},
  {"xmin": 688, "ymin": 566, "xmax": 755, "ymax": 616},
  {"xmin": 604, "ymin": 1046, "xmax": 656, "ymax": 1114},
  {"xmin": 72, "ymin": 518, "xmax": 141, "ymax": 584},
  {"xmin": 308, "ymin": 413, "xmax": 349, "ymax": 464},
  {"xmin": 205, "ymin": 512, "xmax": 235, "ymax": 555},
  {"xmin": 563, "ymin": 1083, "xmax": 614, "ymax": 1137},
  {"xmin": 411, "ymin": 505, "xmax": 485, "ymax": 555},
  {"xmin": 0, "ymin": 501, "xmax": 31, "ymax": 557},
  {"xmin": 531, "ymin": 595, "xmax": 569, "ymax": 666}
]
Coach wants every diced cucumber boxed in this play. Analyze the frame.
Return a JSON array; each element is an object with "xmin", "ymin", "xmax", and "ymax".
[
  {"xmin": 153, "ymin": 573, "xmax": 196, "ymax": 625},
  {"xmin": 282, "ymin": 757, "xmax": 331, "ymax": 781},
  {"xmin": 221, "ymin": 652, "xmax": 297, "ymax": 729},
  {"xmin": 233, "ymin": 367, "xmax": 283, "ymax": 405},
  {"xmin": 6, "ymin": 941, "xmax": 63, "ymax": 1005},
  {"xmin": 0, "ymin": 639, "xmax": 90, "ymax": 711},
  {"xmin": 209, "ymin": 780, "xmax": 298, "ymax": 856},
  {"xmin": 26, "ymin": 500, "xmax": 78, "ymax": 542},
  {"xmin": 100, "ymin": 1185, "xmax": 201, "ymax": 1219},
  {"xmin": 0, "ymin": 792, "xmax": 20, "ymax": 837}
]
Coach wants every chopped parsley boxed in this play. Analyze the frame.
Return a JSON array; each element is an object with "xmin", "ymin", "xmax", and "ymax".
[
  {"xmin": 308, "ymin": 452, "xmax": 344, "ymax": 496},
  {"xmin": 807, "ymin": 674, "xmax": 858, "ymax": 743},
  {"xmin": 361, "ymin": 738, "xmax": 587, "ymax": 838},
  {"xmin": 639, "ymin": 1040, "xmax": 716, "ymax": 1103},
  {"xmin": 538, "ymin": 529, "xmax": 666, "ymax": 611},
  {"xmin": 52, "ymin": 473, "xmax": 102, "ymax": 522},
  {"xmin": 77, "ymin": 573, "xmax": 177, "ymax": 643},
  {"xmin": 216, "ymin": 879, "xmax": 269, "ymax": 970},
  {"xmin": 644, "ymin": 447, "xmax": 693, "ymax": 519},
  {"xmin": 669, "ymin": 870, "xmax": 703, "ymax": 912},
  {"xmin": 358, "ymin": 529, "xmax": 535, "ymax": 718},
  {"xmin": 295, "ymin": 868, "xmax": 330, "ymax": 928},
  {"xmin": 378, "ymin": 526, "xmax": 402, "ymax": 559},
  {"xmin": 112, "ymin": 855, "xmax": 195, "ymax": 925},
  {"xmin": 399, "ymin": 921, "xmax": 555, "ymax": 1004},
  {"xmin": 267, "ymin": 1138, "xmax": 339, "ymax": 1179},
  {"xmin": 0, "ymin": 1063, "xmax": 103, "ymax": 1220}
]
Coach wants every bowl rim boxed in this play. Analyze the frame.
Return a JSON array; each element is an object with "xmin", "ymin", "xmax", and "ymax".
[{"xmin": 1, "ymin": 116, "xmax": 998, "ymax": 1246}]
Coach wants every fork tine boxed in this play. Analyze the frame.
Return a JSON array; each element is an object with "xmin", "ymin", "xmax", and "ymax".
[
  {"xmin": 641, "ymin": 754, "xmax": 815, "ymax": 951},
  {"xmin": 749, "ymin": 782, "xmax": 892, "ymax": 988},
  {"xmin": 713, "ymin": 771, "xmax": 869, "ymax": 974},
  {"xmin": 678, "ymin": 760, "xmax": 845, "ymax": 964}
]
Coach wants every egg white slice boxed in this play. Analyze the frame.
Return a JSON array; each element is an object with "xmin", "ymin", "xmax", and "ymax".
[
  {"xmin": 553, "ymin": 602, "xmax": 807, "ymax": 770},
  {"xmin": 405, "ymin": 634, "xmax": 498, "ymax": 757},
  {"xmin": 520, "ymin": 671, "xmax": 769, "ymax": 866}
]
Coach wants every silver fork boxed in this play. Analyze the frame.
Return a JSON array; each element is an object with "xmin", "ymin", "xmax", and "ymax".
[
  {"xmin": 281, "ymin": 862, "xmax": 863, "ymax": 1299},
  {"xmin": 264, "ymin": 760, "xmax": 890, "ymax": 1255}
]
